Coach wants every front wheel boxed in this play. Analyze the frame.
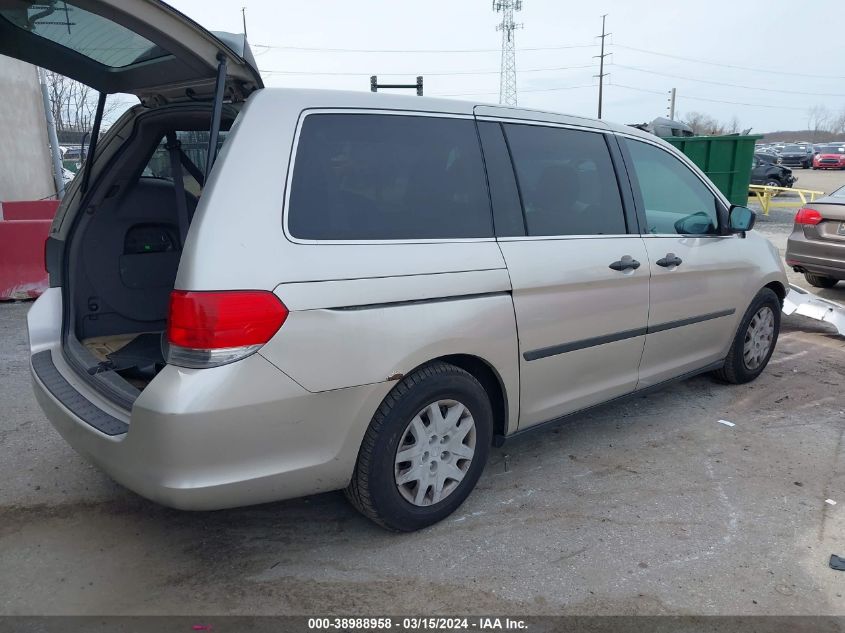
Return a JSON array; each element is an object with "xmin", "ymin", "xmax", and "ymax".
[
  {"xmin": 346, "ymin": 361, "xmax": 493, "ymax": 531},
  {"xmin": 713, "ymin": 288, "xmax": 780, "ymax": 384},
  {"xmin": 764, "ymin": 179, "xmax": 781, "ymax": 188}
]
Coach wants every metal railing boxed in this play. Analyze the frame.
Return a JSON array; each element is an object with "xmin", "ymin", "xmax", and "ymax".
[{"xmin": 748, "ymin": 184, "xmax": 825, "ymax": 215}]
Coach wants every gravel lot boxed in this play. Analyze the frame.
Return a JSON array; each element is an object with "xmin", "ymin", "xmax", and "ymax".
[{"xmin": 1, "ymin": 170, "xmax": 844, "ymax": 616}]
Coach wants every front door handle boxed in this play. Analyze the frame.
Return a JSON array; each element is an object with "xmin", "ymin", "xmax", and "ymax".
[
  {"xmin": 609, "ymin": 255, "xmax": 641, "ymax": 272},
  {"xmin": 656, "ymin": 253, "xmax": 683, "ymax": 268}
]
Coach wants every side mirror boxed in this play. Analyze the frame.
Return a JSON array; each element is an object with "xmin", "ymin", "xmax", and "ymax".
[
  {"xmin": 674, "ymin": 211, "xmax": 716, "ymax": 235},
  {"xmin": 729, "ymin": 205, "xmax": 756, "ymax": 234}
]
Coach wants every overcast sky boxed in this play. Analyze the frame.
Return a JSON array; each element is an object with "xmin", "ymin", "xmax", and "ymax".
[{"xmin": 165, "ymin": 0, "xmax": 843, "ymax": 133}]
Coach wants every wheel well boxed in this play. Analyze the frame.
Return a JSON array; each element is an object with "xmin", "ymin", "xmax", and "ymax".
[
  {"xmin": 436, "ymin": 354, "xmax": 508, "ymax": 442},
  {"xmin": 765, "ymin": 281, "xmax": 786, "ymax": 306}
]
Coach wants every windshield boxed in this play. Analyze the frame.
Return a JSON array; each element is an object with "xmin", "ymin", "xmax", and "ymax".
[
  {"xmin": 781, "ymin": 145, "xmax": 805, "ymax": 152},
  {"xmin": 821, "ymin": 146, "xmax": 845, "ymax": 154}
]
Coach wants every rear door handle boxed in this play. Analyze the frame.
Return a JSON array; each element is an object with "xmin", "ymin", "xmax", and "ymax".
[
  {"xmin": 656, "ymin": 253, "xmax": 683, "ymax": 268},
  {"xmin": 609, "ymin": 255, "xmax": 641, "ymax": 272}
]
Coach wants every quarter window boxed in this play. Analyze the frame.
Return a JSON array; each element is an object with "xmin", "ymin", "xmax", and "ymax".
[
  {"xmin": 625, "ymin": 139, "xmax": 720, "ymax": 235},
  {"xmin": 503, "ymin": 124, "xmax": 627, "ymax": 236},
  {"xmin": 287, "ymin": 114, "xmax": 493, "ymax": 241}
]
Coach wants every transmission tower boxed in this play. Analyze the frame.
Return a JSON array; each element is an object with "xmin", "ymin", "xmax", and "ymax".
[{"xmin": 493, "ymin": 0, "xmax": 522, "ymax": 106}]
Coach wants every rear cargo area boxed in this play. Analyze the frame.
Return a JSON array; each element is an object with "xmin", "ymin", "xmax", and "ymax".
[{"xmin": 60, "ymin": 105, "xmax": 238, "ymax": 405}]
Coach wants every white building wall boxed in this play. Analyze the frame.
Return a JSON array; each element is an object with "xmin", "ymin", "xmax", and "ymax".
[{"xmin": 0, "ymin": 56, "xmax": 55, "ymax": 204}]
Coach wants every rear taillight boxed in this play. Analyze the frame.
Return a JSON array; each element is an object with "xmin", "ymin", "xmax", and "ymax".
[
  {"xmin": 166, "ymin": 290, "xmax": 288, "ymax": 368},
  {"xmin": 794, "ymin": 208, "xmax": 822, "ymax": 226}
]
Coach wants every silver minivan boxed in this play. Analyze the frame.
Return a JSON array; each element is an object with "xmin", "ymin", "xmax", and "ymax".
[{"xmin": 11, "ymin": 1, "xmax": 788, "ymax": 531}]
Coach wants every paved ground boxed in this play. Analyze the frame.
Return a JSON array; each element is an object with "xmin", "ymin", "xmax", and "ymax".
[{"xmin": 1, "ymin": 171, "xmax": 844, "ymax": 615}]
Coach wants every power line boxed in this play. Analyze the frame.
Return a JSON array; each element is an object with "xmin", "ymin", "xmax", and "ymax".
[
  {"xmin": 614, "ymin": 63, "xmax": 845, "ymax": 97},
  {"xmin": 494, "ymin": 0, "xmax": 523, "ymax": 106},
  {"xmin": 252, "ymin": 43, "xmax": 595, "ymax": 53},
  {"xmin": 611, "ymin": 82, "xmax": 809, "ymax": 111},
  {"xmin": 613, "ymin": 43, "xmax": 845, "ymax": 80},
  {"xmin": 259, "ymin": 64, "xmax": 594, "ymax": 77}
]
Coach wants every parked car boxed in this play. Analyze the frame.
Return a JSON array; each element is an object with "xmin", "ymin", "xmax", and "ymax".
[
  {"xmin": 10, "ymin": 0, "xmax": 788, "ymax": 531},
  {"xmin": 777, "ymin": 144, "xmax": 814, "ymax": 169},
  {"xmin": 61, "ymin": 146, "xmax": 88, "ymax": 162},
  {"xmin": 813, "ymin": 146, "xmax": 845, "ymax": 170},
  {"xmin": 755, "ymin": 152, "xmax": 778, "ymax": 165},
  {"xmin": 751, "ymin": 155, "xmax": 796, "ymax": 188},
  {"xmin": 785, "ymin": 185, "xmax": 845, "ymax": 288}
]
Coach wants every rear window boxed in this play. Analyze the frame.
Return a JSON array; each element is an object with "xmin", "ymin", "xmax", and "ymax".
[
  {"xmin": 0, "ymin": 2, "xmax": 168, "ymax": 68},
  {"xmin": 287, "ymin": 114, "xmax": 493, "ymax": 241}
]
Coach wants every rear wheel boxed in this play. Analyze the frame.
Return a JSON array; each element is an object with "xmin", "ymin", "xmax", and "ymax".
[
  {"xmin": 804, "ymin": 273, "xmax": 839, "ymax": 289},
  {"xmin": 346, "ymin": 361, "xmax": 493, "ymax": 531},
  {"xmin": 713, "ymin": 288, "xmax": 780, "ymax": 384}
]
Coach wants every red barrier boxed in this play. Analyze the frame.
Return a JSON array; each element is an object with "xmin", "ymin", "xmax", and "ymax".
[
  {"xmin": 0, "ymin": 200, "xmax": 58, "ymax": 300},
  {"xmin": 0, "ymin": 221, "xmax": 52, "ymax": 300},
  {"xmin": 1, "ymin": 200, "xmax": 59, "ymax": 221}
]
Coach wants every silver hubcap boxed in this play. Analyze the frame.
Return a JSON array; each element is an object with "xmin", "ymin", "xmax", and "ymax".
[
  {"xmin": 394, "ymin": 399, "xmax": 476, "ymax": 506},
  {"xmin": 743, "ymin": 306, "xmax": 775, "ymax": 370}
]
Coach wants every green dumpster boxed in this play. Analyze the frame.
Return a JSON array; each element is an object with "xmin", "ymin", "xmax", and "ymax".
[{"xmin": 664, "ymin": 134, "xmax": 761, "ymax": 206}]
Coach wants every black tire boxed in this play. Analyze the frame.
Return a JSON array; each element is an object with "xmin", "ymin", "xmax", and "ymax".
[
  {"xmin": 345, "ymin": 361, "xmax": 493, "ymax": 531},
  {"xmin": 764, "ymin": 179, "xmax": 781, "ymax": 188},
  {"xmin": 713, "ymin": 288, "xmax": 781, "ymax": 384},
  {"xmin": 804, "ymin": 273, "xmax": 838, "ymax": 289}
]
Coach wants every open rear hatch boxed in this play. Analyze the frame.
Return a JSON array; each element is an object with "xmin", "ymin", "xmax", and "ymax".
[
  {"xmin": 3, "ymin": 0, "xmax": 263, "ymax": 410},
  {"xmin": 0, "ymin": 0, "xmax": 262, "ymax": 103}
]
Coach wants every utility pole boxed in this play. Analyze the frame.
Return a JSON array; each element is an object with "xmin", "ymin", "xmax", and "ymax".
[
  {"xmin": 667, "ymin": 87, "xmax": 676, "ymax": 120},
  {"xmin": 493, "ymin": 0, "xmax": 523, "ymax": 106},
  {"xmin": 37, "ymin": 67, "xmax": 64, "ymax": 199},
  {"xmin": 594, "ymin": 14, "xmax": 611, "ymax": 119},
  {"xmin": 241, "ymin": 6, "xmax": 248, "ymax": 38}
]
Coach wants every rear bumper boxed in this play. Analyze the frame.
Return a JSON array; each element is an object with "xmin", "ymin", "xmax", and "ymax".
[
  {"xmin": 786, "ymin": 231, "xmax": 845, "ymax": 280},
  {"xmin": 28, "ymin": 290, "xmax": 390, "ymax": 510},
  {"xmin": 31, "ymin": 349, "xmax": 390, "ymax": 510}
]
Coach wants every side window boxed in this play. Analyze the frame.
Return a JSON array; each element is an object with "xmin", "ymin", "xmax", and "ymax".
[
  {"xmin": 625, "ymin": 139, "xmax": 720, "ymax": 235},
  {"xmin": 287, "ymin": 114, "xmax": 493, "ymax": 240},
  {"xmin": 142, "ymin": 130, "xmax": 227, "ymax": 198},
  {"xmin": 503, "ymin": 123, "xmax": 627, "ymax": 236}
]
